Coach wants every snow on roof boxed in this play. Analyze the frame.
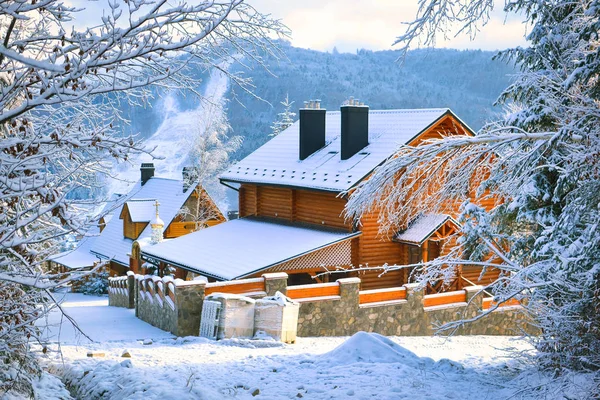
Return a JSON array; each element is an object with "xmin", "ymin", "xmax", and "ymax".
[
  {"xmin": 49, "ymin": 237, "xmax": 99, "ymax": 269},
  {"xmin": 90, "ymin": 177, "xmax": 195, "ymax": 266},
  {"xmin": 394, "ymin": 214, "xmax": 457, "ymax": 245},
  {"xmin": 124, "ymin": 199, "xmax": 157, "ymax": 222},
  {"xmin": 141, "ymin": 217, "xmax": 360, "ymax": 281},
  {"xmin": 221, "ymin": 108, "xmax": 458, "ymax": 192}
]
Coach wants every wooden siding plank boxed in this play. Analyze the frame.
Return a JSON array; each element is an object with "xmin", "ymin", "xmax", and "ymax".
[
  {"xmin": 359, "ymin": 287, "xmax": 407, "ymax": 304},
  {"xmin": 204, "ymin": 278, "xmax": 266, "ymax": 296},
  {"xmin": 286, "ymin": 282, "xmax": 340, "ymax": 299},
  {"xmin": 423, "ymin": 290, "xmax": 466, "ymax": 307}
]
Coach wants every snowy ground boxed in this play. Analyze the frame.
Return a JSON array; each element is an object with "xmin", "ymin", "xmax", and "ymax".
[
  {"xmin": 37, "ymin": 294, "xmax": 593, "ymax": 400},
  {"xmin": 37, "ymin": 293, "xmax": 173, "ymax": 344}
]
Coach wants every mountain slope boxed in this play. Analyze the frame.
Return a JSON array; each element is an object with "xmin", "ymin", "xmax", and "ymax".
[{"xmin": 225, "ymin": 43, "xmax": 515, "ymax": 159}]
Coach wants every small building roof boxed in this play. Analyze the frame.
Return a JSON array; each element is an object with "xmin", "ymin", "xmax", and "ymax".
[
  {"xmin": 90, "ymin": 177, "xmax": 197, "ymax": 266},
  {"xmin": 122, "ymin": 199, "xmax": 157, "ymax": 222},
  {"xmin": 221, "ymin": 109, "xmax": 471, "ymax": 192},
  {"xmin": 141, "ymin": 217, "xmax": 361, "ymax": 281},
  {"xmin": 394, "ymin": 214, "xmax": 458, "ymax": 245},
  {"xmin": 49, "ymin": 237, "xmax": 99, "ymax": 270}
]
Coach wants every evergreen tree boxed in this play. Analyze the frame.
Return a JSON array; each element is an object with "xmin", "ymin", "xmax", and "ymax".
[{"xmin": 270, "ymin": 94, "xmax": 297, "ymax": 137}]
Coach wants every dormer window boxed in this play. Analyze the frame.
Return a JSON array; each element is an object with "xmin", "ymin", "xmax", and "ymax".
[{"xmin": 119, "ymin": 200, "xmax": 155, "ymax": 240}]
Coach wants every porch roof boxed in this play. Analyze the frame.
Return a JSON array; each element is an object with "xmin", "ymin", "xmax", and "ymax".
[
  {"xmin": 394, "ymin": 214, "xmax": 459, "ymax": 245},
  {"xmin": 141, "ymin": 217, "xmax": 360, "ymax": 281}
]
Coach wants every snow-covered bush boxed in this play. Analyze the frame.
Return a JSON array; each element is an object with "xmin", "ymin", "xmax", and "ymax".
[
  {"xmin": 347, "ymin": 0, "xmax": 600, "ymax": 394},
  {"xmin": 76, "ymin": 270, "xmax": 109, "ymax": 296}
]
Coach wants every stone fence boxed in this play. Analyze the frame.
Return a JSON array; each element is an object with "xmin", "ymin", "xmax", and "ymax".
[{"xmin": 108, "ymin": 272, "xmax": 533, "ymax": 337}]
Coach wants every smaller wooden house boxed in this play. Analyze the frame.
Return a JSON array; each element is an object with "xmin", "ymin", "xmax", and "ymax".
[
  {"xmin": 140, "ymin": 102, "xmax": 501, "ymax": 290},
  {"xmin": 49, "ymin": 163, "xmax": 225, "ymax": 277}
]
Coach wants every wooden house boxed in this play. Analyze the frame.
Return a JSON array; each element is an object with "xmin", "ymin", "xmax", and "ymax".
[
  {"xmin": 141, "ymin": 102, "xmax": 500, "ymax": 290},
  {"xmin": 49, "ymin": 163, "xmax": 225, "ymax": 277}
]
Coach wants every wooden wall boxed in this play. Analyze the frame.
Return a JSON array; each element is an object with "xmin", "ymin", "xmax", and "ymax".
[
  {"xmin": 239, "ymin": 185, "xmax": 349, "ymax": 230},
  {"xmin": 122, "ymin": 210, "xmax": 148, "ymax": 240}
]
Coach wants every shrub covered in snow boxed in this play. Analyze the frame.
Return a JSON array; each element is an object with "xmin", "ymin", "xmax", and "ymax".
[{"xmin": 76, "ymin": 270, "xmax": 109, "ymax": 296}]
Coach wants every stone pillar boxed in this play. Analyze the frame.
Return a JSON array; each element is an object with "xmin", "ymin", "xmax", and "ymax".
[
  {"xmin": 402, "ymin": 283, "xmax": 428, "ymax": 335},
  {"xmin": 262, "ymin": 272, "xmax": 289, "ymax": 296},
  {"xmin": 464, "ymin": 285, "xmax": 484, "ymax": 322},
  {"xmin": 174, "ymin": 281, "xmax": 206, "ymax": 337},
  {"xmin": 337, "ymin": 277, "xmax": 361, "ymax": 336},
  {"xmin": 338, "ymin": 277, "xmax": 360, "ymax": 307},
  {"xmin": 126, "ymin": 272, "xmax": 135, "ymax": 309}
]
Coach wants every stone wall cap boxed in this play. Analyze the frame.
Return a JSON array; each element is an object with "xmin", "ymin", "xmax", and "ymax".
[
  {"xmin": 337, "ymin": 277, "xmax": 361, "ymax": 285},
  {"xmin": 262, "ymin": 272, "xmax": 289, "ymax": 280},
  {"xmin": 174, "ymin": 280, "xmax": 207, "ymax": 288},
  {"xmin": 464, "ymin": 285, "xmax": 484, "ymax": 293},
  {"xmin": 403, "ymin": 283, "xmax": 422, "ymax": 290}
]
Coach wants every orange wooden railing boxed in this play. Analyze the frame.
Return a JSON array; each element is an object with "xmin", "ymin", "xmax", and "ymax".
[
  {"xmin": 204, "ymin": 277, "xmax": 266, "ymax": 296},
  {"xmin": 166, "ymin": 281, "xmax": 175, "ymax": 304},
  {"xmin": 423, "ymin": 290, "xmax": 466, "ymax": 307},
  {"xmin": 359, "ymin": 287, "xmax": 407, "ymax": 304},
  {"xmin": 482, "ymin": 297, "xmax": 520, "ymax": 310},
  {"xmin": 286, "ymin": 282, "xmax": 340, "ymax": 300}
]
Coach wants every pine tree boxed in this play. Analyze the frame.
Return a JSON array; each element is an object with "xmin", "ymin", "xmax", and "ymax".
[{"xmin": 270, "ymin": 94, "xmax": 297, "ymax": 137}]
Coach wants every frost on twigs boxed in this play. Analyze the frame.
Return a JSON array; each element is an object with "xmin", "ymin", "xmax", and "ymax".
[
  {"xmin": 0, "ymin": 0, "xmax": 287, "ymax": 395},
  {"xmin": 350, "ymin": 0, "xmax": 600, "ymax": 393}
]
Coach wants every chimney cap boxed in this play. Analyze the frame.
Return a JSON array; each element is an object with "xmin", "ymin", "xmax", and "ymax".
[
  {"xmin": 302, "ymin": 99, "xmax": 324, "ymax": 110},
  {"xmin": 342, "ymin": 97, "xmax": 368, "ymax": 107}
]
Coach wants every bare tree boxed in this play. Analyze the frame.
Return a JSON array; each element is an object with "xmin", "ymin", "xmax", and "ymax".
[
  {"xmin": 181, "ymin": 98, "xmax": 242, "ymax": 228},
  {"xmin": 347, "ymin": 0, "xmax": 600, "ymax": 392},
  {"xmin": 0, "ymin": 0, "xmax": 286, "ymax": 395}
]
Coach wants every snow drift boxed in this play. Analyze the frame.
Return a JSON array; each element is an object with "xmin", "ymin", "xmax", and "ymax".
[{"xmin": 318, "ymin": 331, "xmax": 432, "ymax": 367}]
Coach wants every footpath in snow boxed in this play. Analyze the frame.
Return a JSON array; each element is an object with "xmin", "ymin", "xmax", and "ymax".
[{"xmin": 38, "ymin": 294, "xmax": 594, "ymax": 400}]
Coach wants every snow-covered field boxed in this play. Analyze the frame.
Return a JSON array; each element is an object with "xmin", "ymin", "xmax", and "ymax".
[{"xmin": 37, "ymin": 294, "xmax": 593, "ymax": 400}]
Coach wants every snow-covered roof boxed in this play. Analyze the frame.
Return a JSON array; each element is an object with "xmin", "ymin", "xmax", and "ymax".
[
  {"xmin": 141, "ymin": 217, "xmax": 360, "ymax": 280},
  {"xmin": 221, "ymin": 109, "xmax": 466, "ymax": 192},
  {"xmin": 124, "ymin": 199, "xmax": 156, "ymax": 222},
  {"xmin": 90, "ymin": 177, "xmax": 195, "ymax": 266},
  {"xmin": 394, "ymin": 214, "xmax": 458, "ymax": 245},
  {"xmin": 49, "ymin": 237, "xmax": 99, "ymax": 269}
]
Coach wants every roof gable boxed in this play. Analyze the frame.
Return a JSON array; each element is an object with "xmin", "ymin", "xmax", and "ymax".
[
  {"xmin": 220, "ymin": 108, "xmax": 473, "ymax": 192},
  {"xmin": 394, "ymin": 214, "xmax": 459, "ymax": 245}
]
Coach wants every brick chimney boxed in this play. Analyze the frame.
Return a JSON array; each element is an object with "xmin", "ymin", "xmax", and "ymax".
[
  {"xmin": 299, "ymin": 99, "xmax": 326, "ymax": 160},
  {"xmin": 140, "ymin": 163, "xmax": 155, "ymax": 186},
  {"xmin": 340, "ymin": 98, "xmax": 369, "ymax": 160}
]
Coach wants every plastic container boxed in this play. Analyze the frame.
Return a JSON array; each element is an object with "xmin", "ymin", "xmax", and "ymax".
[{"xmin": 254, "ymin": 291, "xmax": 299, "ymax": 344}]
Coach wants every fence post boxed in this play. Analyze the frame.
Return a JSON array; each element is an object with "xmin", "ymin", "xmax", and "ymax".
[
  {"xmin": 127, "ymin": 272, "xmax": 135, "ymax": 309},
  {"xmin": 262, "ymin": 272, "xmax": 289, "ymax": 296},
  {"xmin": 134, "ymin": 275, "xmax": 141, "ymax": 317},
  {"xmin": 174, "ymin": 281, "xmax": 207, "ymax": 337}
]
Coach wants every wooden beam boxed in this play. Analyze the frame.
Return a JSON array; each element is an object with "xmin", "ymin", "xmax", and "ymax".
[{"xmin": 422, "ymin": 240, "xmax": 429, "ymax": 263}]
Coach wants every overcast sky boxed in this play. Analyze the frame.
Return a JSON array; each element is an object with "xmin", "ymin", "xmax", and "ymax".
[{"xmin": 249, "ymin": 0, "xmax": 528, "ymax": 53}]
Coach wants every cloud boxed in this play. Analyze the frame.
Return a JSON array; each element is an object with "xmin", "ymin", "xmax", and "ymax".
[
  {"xmin": 250, "ymin": 0, "xmax": 528, "ymax": 53},
  {"xmin": 64, "ymin": 0, "xmax": 528, "ymax": 53}
]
